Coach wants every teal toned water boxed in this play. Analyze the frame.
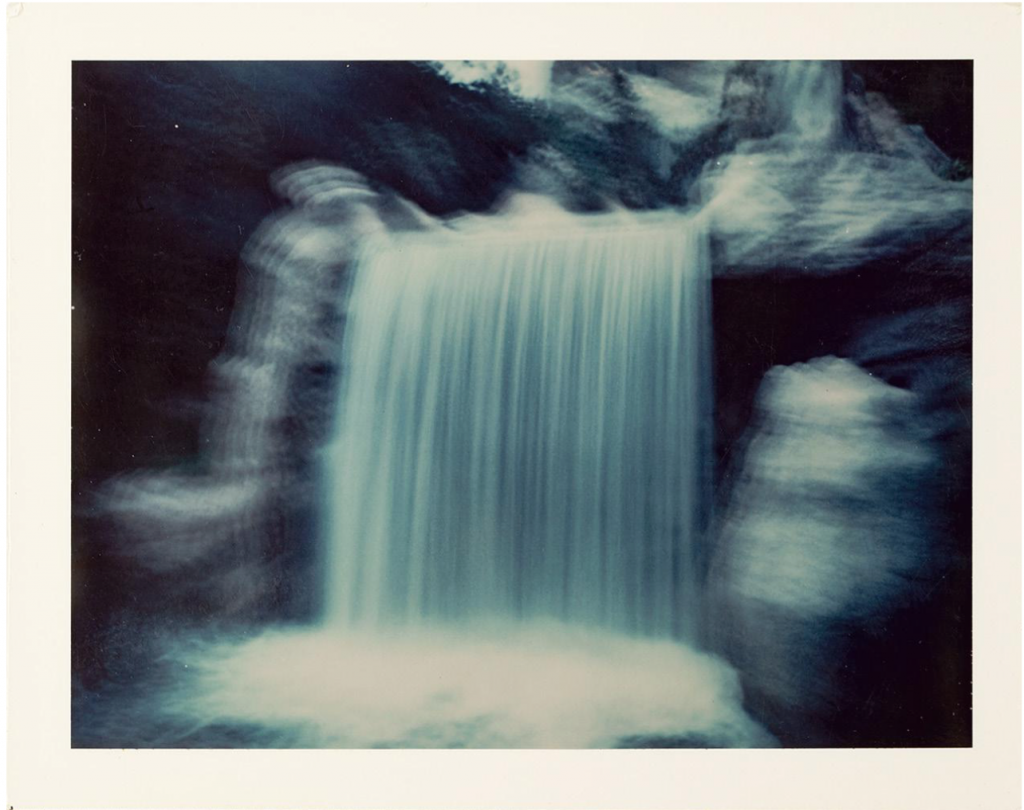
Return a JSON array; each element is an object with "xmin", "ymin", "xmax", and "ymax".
[{"xmin": 327, "ymin": 209, "xmax": 711, "ymax": 639}]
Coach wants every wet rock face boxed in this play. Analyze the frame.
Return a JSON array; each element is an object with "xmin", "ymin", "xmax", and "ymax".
[
  {"xmin": 718, "ymin": 63, "xmax": 773, "ymax": 142},
  {"xmin": 705, "ymin": 358, "xmax": 969, "ymax": 746},
  {"xmin": 691, "ymin": 62, "xmax": 971, "ymax": 276},
  {"xmin": 699, "ymin": 148, "xmax": 970, "ymax": 274},
  {"xmin": 518, "ymin": 61, "xmax": 971, "ymax": 276},
  {"xmin": 88, "ymin": 169, "xmax": 424, "ymax": 628}
]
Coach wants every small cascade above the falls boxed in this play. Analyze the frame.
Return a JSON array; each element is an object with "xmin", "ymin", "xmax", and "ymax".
[{"xmin": 768, "ymin": 60, "xmax": 845, "ymax": 145}]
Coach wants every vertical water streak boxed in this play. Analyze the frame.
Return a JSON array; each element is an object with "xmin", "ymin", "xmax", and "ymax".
[
  {"xmin": 769, "ymin": 60, "xmax": 844, "ymax": 145},
  {"xmin": 326, "ymin": 213, "xmax": 711, "ymax": 639}
]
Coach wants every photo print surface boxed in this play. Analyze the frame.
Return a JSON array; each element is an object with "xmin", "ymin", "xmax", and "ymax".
[{"xmin": 71, "ymin": 60, "xmax": 972, "ymax": 749}]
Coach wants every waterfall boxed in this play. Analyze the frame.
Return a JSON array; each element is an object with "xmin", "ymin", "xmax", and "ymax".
[
  {"xmin": 768, "ymin": 60, "xmax": 844, "ymax": 144},
  {"xmin": 326, "ymin": 209, "xmax": 711, "ymax": 639},
  {"xmin": 97, "ymin": 204, "xmax": 773, "ymax": 750}
]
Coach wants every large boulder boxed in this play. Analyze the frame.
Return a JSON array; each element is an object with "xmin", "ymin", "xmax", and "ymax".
[{"xmin": 705, "ymin": 357, "xmax": 969, "ymax": 746}]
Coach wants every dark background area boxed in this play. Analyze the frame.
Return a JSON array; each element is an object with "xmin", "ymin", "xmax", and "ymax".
[{"xmin": 849, "ymin": 60, "xmax": 973, "ymax": 164}]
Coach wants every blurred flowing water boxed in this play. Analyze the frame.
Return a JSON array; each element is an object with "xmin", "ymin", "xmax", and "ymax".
[
  {"xmin": 328, "ymin": 212, "xmax": 711, "ymax": 638},
  {"xmin": 768, "ymin": 60, "xmax": 843, "ymax": 144}
]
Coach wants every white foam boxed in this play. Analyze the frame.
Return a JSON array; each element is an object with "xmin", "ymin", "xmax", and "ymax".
[{"xmin": 163, "ymin": 622, "xmax": 775, "ymax": 748}]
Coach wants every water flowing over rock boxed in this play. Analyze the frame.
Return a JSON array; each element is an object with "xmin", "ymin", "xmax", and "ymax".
[
  {"xmin": 694, "ymin": 61, "xmax": 972, "ymax": 274},
  {"xmin": 328, "ymin": 202, "xmax": 712, "ymax": 638},
  {"xmin": 504, "ymin": 59, "xmax": 971, "ymax": 276}
]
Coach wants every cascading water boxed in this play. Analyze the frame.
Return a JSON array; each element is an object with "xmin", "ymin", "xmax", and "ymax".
[
  {"xmin": 135, "ymin": 202, "xmax": 773, "ymax": 749},
  {"xmin": 768, "ymin": 60, "xmax": 844, "ymax": 144},
  {"xmin": 326, "ymin": 207, "xmax": 711, "ymax": 640}
]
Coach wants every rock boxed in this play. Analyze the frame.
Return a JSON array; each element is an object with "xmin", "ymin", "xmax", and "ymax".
[
  {"xmin": 698, "ymin": 148, "xmax": 971, "ymax": 275},
  {"xmin": 705, "ymin": 357, "xmax": 969, "ymax": 745},
  {"xmin": 94, "ymin": 164, "xmax": 418, "ymax": 618}
]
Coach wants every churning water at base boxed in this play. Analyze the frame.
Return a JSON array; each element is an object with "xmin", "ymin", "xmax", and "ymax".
[
  {"xmin": 328, "ymin": 209, "xmax": 712, "ymax": 638},
  {"xmin": 142, "ymin": 622, "xmax": 774, "ymax": 748}
]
